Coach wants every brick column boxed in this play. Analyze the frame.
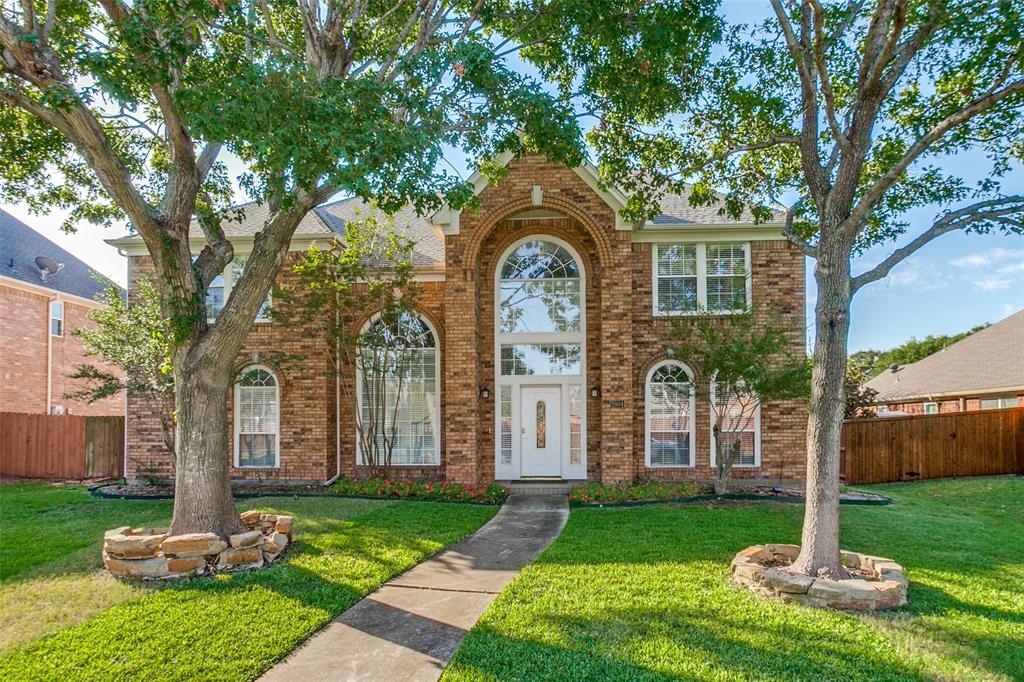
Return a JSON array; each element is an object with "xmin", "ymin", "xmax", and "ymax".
[
  {"xmin": 443, "ymin": 265, "xmax": 479, "ymax": 483},
  {"xmin": 600, "ymin": 233, "xmax": 635, "ymax": 483}
]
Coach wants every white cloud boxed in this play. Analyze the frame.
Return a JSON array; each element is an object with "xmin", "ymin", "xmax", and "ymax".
[
  {"xmin": 950, "ymin": 248, "xmax": 1024, "ymax": 269},
  {"xmin": 996, "ymin": 261, "xmax": 1024, "ymax": 274},
  {"xmin": 972, "ymin": 276, "xmax": 1014, "ymax": 291}
]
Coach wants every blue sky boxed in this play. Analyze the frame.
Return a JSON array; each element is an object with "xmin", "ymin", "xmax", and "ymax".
[{"xmin": 4, "ymin": 1, "xmax": 1022, "ymax": 353}]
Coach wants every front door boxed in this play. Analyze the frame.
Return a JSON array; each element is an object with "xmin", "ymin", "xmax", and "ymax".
[{"xmin": 521, "ymin": 385, "xmax": 562, "ymax": 477}]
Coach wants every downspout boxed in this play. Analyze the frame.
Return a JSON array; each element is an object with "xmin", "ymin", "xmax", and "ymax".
[{"xmin": 45, "ymin": 294, "xmax": 56, "ymax": 413}]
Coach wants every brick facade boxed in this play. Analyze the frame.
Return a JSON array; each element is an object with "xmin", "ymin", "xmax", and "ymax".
[
  {"xmin": 125, "ymin": 154, "xmax": 809, "ymax": 485},
  {"xmin": 0, "ymin": 282, "xmax": 122, "ymax": 416}
]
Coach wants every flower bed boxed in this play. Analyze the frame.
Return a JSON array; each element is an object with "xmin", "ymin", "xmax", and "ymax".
[
  {"xmin": 335, "ymin": 478, "xmax": 509, "ymax": 504},
  {"xmin": 569, "ymin": 480, "xmax": 712, "ymax": 504}
]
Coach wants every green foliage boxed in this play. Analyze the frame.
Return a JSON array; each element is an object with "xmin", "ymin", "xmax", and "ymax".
[
  {"xmin": 443, "ymin": 477, "xmax": 1024, "ymax": 681},
  {"xmin": 0, "ymin": 483, "xmax": 496, "ymax": 679},
  {"xmin": 273, "ymin": 210, "xmax": 425, "ymax": 475},
  {"xmin": 843, "ymin": 362, "xmax": 879, "ymax": 419},
  {"xmin": 568, "ymin": 480, "xmax": 710, "ymax": 504},
  {"xmin": 671, "ymin": 310, "xmax": 809, "ymax": 492},
  {"xmin": 849, "ymin": 324, "xmax": 989, "ymax": 379},
  {"xmin": 69, "ymin": 279, "xmax": 175, "ymax": 455},
  {"xmin": 335, "ymin": 478, "xmax": 509, "ymax": 505}
]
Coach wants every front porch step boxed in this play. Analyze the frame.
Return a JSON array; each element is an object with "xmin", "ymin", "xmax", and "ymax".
[{"xmin": 498, "ymin": 480, "xmax": 578, "ymax": 495}]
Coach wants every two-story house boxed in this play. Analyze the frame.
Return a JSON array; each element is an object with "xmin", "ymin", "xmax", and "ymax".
[{"xmin": 111, "ymin": 154, "xmax": 808, "ymax": 485}]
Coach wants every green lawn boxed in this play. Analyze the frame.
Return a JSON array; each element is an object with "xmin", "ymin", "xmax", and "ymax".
[
  {"xmin": 0, "ymin": 482, "xmax": 496, "ymax": 680},
  {"xmin": 443, "ymin": 477, "xmax": 1024, "ymax": 682}
]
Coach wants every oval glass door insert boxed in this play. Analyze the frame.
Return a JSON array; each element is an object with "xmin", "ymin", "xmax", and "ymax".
[{"xmin": 536, "ymin": 400, "xmax": 546, "ymax": 448}]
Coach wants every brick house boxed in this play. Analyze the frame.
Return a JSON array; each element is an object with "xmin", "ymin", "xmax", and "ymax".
[
  {"xmin": 111, "ymin": 154, "xmax": 808, "ymax": 485},
  {"xmin": 1, "ymin": 209, "xmax": 123, "ymax": 416},
  {"xmin": 866, "ymin": 309, "xmax": 1024, "ymax": 416}
]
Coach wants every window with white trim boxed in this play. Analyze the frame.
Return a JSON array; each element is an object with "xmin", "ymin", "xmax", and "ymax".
[
  {"xmin": 645, "ymin": 361, "xmax": 695, "ymax": 467},
  {"xmin": 980, "ymin": 395, "xmax": 1019, "ymax": 409},
  {"xmin": 204, "ymin": 256, "xmax": 271, "ymax": 322},
  {"xmin": 357, "ymin": 312, "xmax": 439, "ymax": 465},
  {"xmin": 710, "ymin": 381, "xmax": 760, "ymax": 467},
  {"xmin": 235, "ymin": 366, "xmax": 279, "ymax": 468},
  {"xmin": 654, "ymin": 242, "xmax": 750, "ymax": 315},
  {"xmin": 49, "ymin": 300, "xmax": 64, "ymax": 336},
  {"xmin": 923, "ymin": 402, "xmax": 939, "ymax": 415}
]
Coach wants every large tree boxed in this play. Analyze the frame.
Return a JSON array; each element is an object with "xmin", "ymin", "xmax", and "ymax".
[
  {"xmin": 526, "ymin": 1, "xmax": 1023, "ymax": 575},
  {"xmin": 0, "ymin": 0, "xmax": 590, "ymax": 537},
  {"xmin": 2, "ymin": 0, "xmax": 718, "ymax": 537}
]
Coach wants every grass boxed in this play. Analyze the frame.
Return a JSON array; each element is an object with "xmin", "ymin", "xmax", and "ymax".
[
  {"xmin": 443, "ymin": 477, "xmax": 1024, "ymax": 682},
  {"xmin": 0, "ymin": 482, "xmax": 496, "ymax": 680}
]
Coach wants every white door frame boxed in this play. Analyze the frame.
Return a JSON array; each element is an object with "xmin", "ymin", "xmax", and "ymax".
[{"xmin": 493, "ymin": 234, "xmax": 587, "ymax": 480}]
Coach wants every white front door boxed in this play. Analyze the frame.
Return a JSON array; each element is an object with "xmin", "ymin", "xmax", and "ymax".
[{"xmin": 521, "ymin": 385, "xmax": 562, "ymax": 477}]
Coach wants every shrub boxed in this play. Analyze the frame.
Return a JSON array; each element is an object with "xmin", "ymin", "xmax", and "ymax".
[
  {"xmin": 335, "ymin": 478, "xmax": 509, "ymax": 504},
  {"xmin": 569, "ymin": 480, "xmax": 712, "ymax": 504}
]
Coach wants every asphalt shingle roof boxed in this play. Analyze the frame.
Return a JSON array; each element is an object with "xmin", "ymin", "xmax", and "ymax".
[
  {"xmin": 1, "ymin": 208, "xmax": 118, "ymax": 301},
  {"xmin": 865, "ymin": 309, "xmax": 1024, "ymax": 401}
]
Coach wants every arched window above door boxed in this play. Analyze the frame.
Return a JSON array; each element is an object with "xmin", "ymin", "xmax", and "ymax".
[{"xmin": 499, "ymin": 239, "xmax": 581, "ymax": 335}]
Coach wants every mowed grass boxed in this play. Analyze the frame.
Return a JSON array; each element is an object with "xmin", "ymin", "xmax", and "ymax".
[
  {"xmin": 0, "ymin": 482, "xmax": 496, "ymax": 680},
  {"xmin": 443, "ymin": 477, "xmax": 1024, "ymax": 682}
]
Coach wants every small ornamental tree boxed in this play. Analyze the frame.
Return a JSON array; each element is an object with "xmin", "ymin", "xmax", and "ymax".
[
  {"xmin": 68, "ymin": 279, "xmax": 175, "ymax": 461},
  {"xmin": 273, "ymin": 211, "xmax": 422, "ymax": 479},
  {"xmin": 672, "ymin": 311, "xmax": 810, "ymax": 494},
  {"xmin": 843, "ymin": 360, "xmax": 879, "ymax": 419},
  {"xmin": 527, "ymin": 0, "xmax": 1024, "ymax": 576}
]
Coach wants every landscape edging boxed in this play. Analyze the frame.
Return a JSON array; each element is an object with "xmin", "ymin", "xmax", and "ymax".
[{"xmin": 570, "ymin": 492, "xmax": 892, "ymax": 508}]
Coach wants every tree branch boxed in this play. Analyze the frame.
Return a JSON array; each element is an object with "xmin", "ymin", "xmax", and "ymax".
[
  {"xmin": 851, "ymin": 196, "xmax": 1024, "ymax": 291},
  {"xmin": 847, "ymin": 78, "xmax": 1024, "ymax": 230}
]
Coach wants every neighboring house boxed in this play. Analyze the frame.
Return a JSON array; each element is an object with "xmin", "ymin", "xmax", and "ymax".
[
  {"xmin": 0, "ymin": 209, "xmax": 124, "ymax": 416},
  {"xmin": 110, "ymin": 154, "xmax": 808, "ymax": 485},
  {"xmin": 866, "ymin": 309, "xmax": 1024, "ymax": 415}
]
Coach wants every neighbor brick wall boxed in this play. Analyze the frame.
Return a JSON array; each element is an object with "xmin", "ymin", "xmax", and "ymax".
[
  {"xmin": 0, "ymin": 283, "xmax": 122, "ymax": 416},
  {"xmin": 883, "ymin": 394, "xmax": 1024, "ymax": 415}
]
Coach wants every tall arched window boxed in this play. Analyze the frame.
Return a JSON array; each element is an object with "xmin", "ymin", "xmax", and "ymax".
[
  {"xmin": 235, "ymin": 366, "xmax": 279, "ymax": 468},
  {"xmin": 357, "ymin": 312, "xmax": 439, "ymax": 466},
  {"xmin": 645, "ymin": 361, "xmax": 695, "ymax": 467}
]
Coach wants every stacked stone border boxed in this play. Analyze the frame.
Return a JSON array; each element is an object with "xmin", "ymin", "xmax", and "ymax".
[
  {"xmin": 102, "ymin": 511, "xmax": 293, "ymax": 580},
  {"xmin": 731, "ymin": 544, "xmax": 908, "ymax": 610}
]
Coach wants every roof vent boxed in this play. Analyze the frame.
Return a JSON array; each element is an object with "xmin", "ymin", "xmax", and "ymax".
[{"xmin": 35, "ymin": 255, "xmax": 64, "ymax": 281}]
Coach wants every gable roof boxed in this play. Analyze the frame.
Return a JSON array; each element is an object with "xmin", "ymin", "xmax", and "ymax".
[
  {"xmin": 1, "ymin": 208, "xmax": 119, "ymax": 301},
  {"xmin": 865, "ymin": 309, "xmax": 1024, "ymax": 401}
]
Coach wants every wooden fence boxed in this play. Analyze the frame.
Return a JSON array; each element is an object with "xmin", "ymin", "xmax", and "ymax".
[
  {"xmin": 0, "ymin": 413, "xmax": 124, "ymax": 479},
  {"xmin": 840, "ymin": 407, "xmax": 1024, "ymax": 484}
]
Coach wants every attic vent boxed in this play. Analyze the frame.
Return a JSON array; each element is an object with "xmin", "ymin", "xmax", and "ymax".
[{"xmin": 35, "ymin": 255, "xmax": 64, "ymax": 281}]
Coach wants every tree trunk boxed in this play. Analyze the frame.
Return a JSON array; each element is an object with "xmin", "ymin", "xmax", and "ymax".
[
  {"xmin": 790, "ymin": 235, "xmax": 852, "ymax": 578},
  {"xmin": 168, "ymin": 355, "xmax": 243, "ymax": 537}
]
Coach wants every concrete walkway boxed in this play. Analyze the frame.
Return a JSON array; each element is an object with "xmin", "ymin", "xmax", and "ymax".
[{"xmin": 261, "ymin": 494, "xmax": 569, "ymax": 682}]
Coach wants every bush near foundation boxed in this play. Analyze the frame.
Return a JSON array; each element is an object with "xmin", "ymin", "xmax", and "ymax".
[
  {"xmin": 335, "ymin": 478, "xmax": 509, "ymax": 504},
  {"xmin": 570, "ymin": 480, "xmax": 712, "ymax": 504}
]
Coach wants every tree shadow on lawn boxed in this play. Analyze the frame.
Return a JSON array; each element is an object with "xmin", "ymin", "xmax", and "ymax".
[
  {"xmin": 446, "ymin": 602, "xmax": 935, "ymax": 682},
  {"xmin": 0, "ymin": 500, "xmax": 495, "ymax": 681}
]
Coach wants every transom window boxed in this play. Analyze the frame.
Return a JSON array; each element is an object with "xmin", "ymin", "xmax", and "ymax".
[
  {"xmin": 357, "ymin": 312, "xmax": 439, "ymax": 466},
  {"xmin": 654, "ymin": 242, "xmax": 750, "ymax": 315},
  {"xmin": 499, "ymin": 240, "xmax": 581, "ymax": 334},
  {"xmin": 235, "ymin": 366, "xmax": 279, "ymax": 468},
  {"xmin": 645, "ymin": 362, "xmax": 695, "ymax": 467}
]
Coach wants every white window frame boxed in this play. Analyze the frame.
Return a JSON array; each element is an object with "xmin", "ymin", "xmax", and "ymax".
[
  {"xmin": 494, "ymin": 235, "xmax": 587, "ymax": 481},
  {"xmin": 355, "ymin": 311, "xmax": 441, "ymax": 466},
  {"xmin": 709, "ymin": 381, "xmax": 762, "ymax": 468},
  {"xmin": 233, "ymin": 364, "xmax": 280, "ymax": 469},
  {"xmin": 923, "ymin": 401, "xmax": 939, "ymax": 415},
  {"xmin": 644, "ymin": 360, "xmax": 696, "ymax": 468},
  {"xmin": 204, "ymin": 254, "xmax": 272, "ymax": 323},
  {"xmin": 49, "ymin": 299, "xmax": 64, "ymax": 336},
  {"xmin": 652, "ymin": 242, "xmax": 752, "ymax": 316},
  {"xmin": 980, "ymin": 395, "xmax": 1020, "ymax": 410}
]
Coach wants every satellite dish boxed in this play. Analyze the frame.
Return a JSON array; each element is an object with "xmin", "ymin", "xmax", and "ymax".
[{"xmin": 35, "ymin": 256, "xmax": 64, "ymax": 281}]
